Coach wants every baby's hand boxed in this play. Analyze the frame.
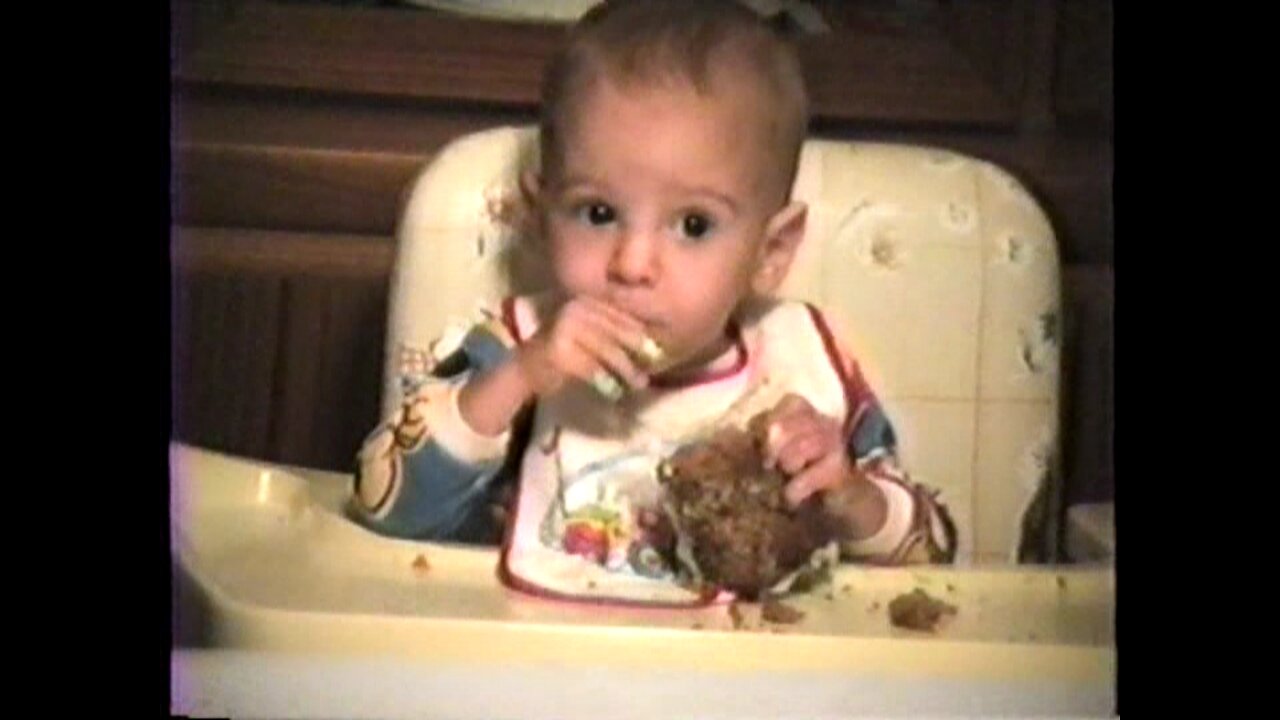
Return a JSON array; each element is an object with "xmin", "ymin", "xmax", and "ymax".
[
  {"xmin": 758, "ymin": 394, "xmax": 865, "ymax": 508},
  {"xmin": 515, "ymin": 296, "xmax": 655, "ymax": 400}
]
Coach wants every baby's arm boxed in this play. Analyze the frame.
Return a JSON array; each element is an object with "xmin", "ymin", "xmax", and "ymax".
[
  {"xmin": 764, "ymin": 306, "xmax": 957, "ymax": 564},
  {"xmin": 835, "ymin": 412, "xmax": 957, "ymax": 565},
  {"xmin": 831, "ymin": 365, "xmax": 957, "ymax": 564},
  {"xmin": 352, "ymin": 295, "xmax": 657, "ymax": 540},
  {"xmin": 761, "ymin": 392, "xmax": 956, "ymax": 565},
  {"xmin": 833, "ymin": 338, "xmax": 956, "ymax": 563},
  {"xmin": 350, "ymin": 316, "xmax": 522, "ymax": 542}
]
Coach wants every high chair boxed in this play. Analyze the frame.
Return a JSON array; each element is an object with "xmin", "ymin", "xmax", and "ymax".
[{"xmin": 171, "ymin": 127, "xmax": 1114, "ymax": 717}]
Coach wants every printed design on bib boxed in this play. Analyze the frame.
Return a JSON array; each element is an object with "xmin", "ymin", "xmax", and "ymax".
[{"xmin": 538, "ymin": 449, "xmax": 679, "ymax": 580}]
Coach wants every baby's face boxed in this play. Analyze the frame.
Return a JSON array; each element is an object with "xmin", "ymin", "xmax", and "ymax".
[{"xmin": 533, "ymin": 77, "xmax": 802, "ymax": 375}]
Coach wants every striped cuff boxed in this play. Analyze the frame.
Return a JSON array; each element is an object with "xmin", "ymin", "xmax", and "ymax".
[{"xmin": 842, "ymin": 477, "xmax": 915, "ymax": 558}]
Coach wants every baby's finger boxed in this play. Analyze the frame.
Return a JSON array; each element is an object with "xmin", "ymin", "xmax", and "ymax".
[
  {"xmin": 783, "ymin": 452, "xmax": 846, "ymax": 508},
  {"xmin": 572, "ymin": 327, "xmax": 648, "ymax": 391},
  {"xmin": 771, "ymin": 393, "xmax": 816, "ymax": 419},
  {"xmin": 585, "ymin": 297, "xmax": 649, "ymax": 337},
  {"xmin": 762, "ymin": 412, "xmax": 825, "ymax": 468},
  {"xmin": 588, "ymin": 300, "xmax": 668, "ymax": 370},
  {"xmin": 774, "ymin": 431, "xmax": 834, "ymax": 476}
]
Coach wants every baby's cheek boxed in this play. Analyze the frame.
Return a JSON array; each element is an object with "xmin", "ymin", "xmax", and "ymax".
[{"xmin": 552, "ymin": 256, "xmax": 604, "ymax": 295}]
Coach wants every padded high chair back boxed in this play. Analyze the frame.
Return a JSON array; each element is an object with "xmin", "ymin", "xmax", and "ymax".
[{"xmin": 385, "ymin": 127, "xmax": 1062, "ymax": 564}]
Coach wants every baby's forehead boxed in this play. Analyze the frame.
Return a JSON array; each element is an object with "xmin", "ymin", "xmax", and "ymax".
[
  {"xmin": 592, "ymin": 49, "xmax": 784, "ymax": 112},
  {"xmin": 567, "ymin": 72, "xmax": 787, "ymax": 146}
]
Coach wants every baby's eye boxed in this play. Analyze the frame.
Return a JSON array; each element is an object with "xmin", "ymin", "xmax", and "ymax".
[
  {"xmin": 678, "ymin": 213, "xmax": 715, "ymax": 241},
  {"xmin": 575, "ymin": 202, "xmax": 617, "ymax": 227}
]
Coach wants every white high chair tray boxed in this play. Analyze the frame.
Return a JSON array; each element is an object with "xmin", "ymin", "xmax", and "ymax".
[{"xmin": 171, "ymin": 442, "xmax": 1115, "ymax": 717}]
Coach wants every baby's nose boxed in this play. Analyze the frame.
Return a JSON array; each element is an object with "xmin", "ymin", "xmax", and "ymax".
[{"xmin": 607, "ymin": 229, "xmax": 660, "ymax": 286}]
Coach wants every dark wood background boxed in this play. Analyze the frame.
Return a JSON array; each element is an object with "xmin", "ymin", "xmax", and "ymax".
[{"xmin": 171, "ymin": 0, "xmax": 1113, "ymax": 507}]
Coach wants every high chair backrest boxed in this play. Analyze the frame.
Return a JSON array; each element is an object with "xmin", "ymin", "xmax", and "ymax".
[{"xmin": 385, "ymin": 127, "xmax": 1062, "ymax": 564}]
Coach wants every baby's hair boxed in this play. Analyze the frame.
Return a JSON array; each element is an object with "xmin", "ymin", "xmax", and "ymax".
[{"xmin": 539, "ymin": 0, "xmax": 810, "ymax": 206}]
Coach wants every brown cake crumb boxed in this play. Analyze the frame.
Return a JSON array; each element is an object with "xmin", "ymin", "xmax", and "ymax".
[
  {"xmin": 761, "ymin": 599, "xmax": 805, "ymax": 624},
  {"xmin": 411, "ymin": 554, "xmax": 431, "ymax": 574},
  {"xmin": 888, "ymin": 589, "xmax": 957, "ymax": 632}
]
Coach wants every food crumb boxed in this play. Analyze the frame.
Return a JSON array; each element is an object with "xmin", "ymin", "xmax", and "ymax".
[
  {"xmin": 761, "ymin": 599, "xmax": 805, "ymax": 624},
  {"xmin": 411, "ymin": 554, "xmax": 431, "ymax": 573},
  {"xmin": 888, "ymin": 588, "xmax": 958, "ymax": 632}
]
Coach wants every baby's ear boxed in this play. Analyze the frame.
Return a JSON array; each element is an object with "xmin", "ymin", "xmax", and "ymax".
[{"xmin": 751, "ymin": 201, "xmax": 808, "ymax": 295}]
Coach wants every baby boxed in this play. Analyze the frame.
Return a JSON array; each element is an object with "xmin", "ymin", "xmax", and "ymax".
[{"xmin": 351, "ymin": 0, "xmax": 955, "ymax": 604}]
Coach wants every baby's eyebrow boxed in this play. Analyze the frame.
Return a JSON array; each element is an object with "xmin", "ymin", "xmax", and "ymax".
[
  {"xmin": 553, "ymin": 175, "xmax": 605, "ymax": 193},
  {"xmin": 679, "ymin": 186, "xmax": 740, "ymax": 215},
  {"xmin": 551, "ymin": 176, "xmax": 740, "ymax": 214}
]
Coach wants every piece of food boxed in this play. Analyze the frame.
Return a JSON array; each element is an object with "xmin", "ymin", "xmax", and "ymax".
[
  {"xmin": 589, "ymin": 370, "xmax": 626, "ymax": 402},
  {"xmin": 657, "ymin": 409, "xmax": 833, "ymax": 599},
  {"xmin": 587, "ymin": 337, "xmax": 666, "ymax": 402},
  {"xmin": 887, "ymin": 588, "xmax": 957, "ymax": 632},
  {"xmin": 638, "ymin": 336, "xmax": 666, "ymax": 367},
  {"xmin": 761, "ymin": 598, "xmax": 805, "ymax": 624}
]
